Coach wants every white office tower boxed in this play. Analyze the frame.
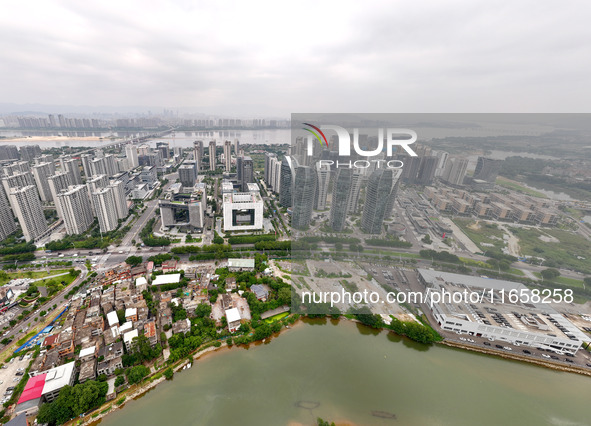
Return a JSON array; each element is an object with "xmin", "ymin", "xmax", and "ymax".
[
  {"xmin": 48, "ymin": 172, "xmax": 71, "ymax": 218},
  {"xmin": 314, "ymin": 162, "xmax": 330, "ymax": 210},
  {"xmin": 441, "ymin": 158, "xmax": 468, "ymax": 186},
  {"xmin": 0, "ymin": 185, "xmax": 17, "ymax": 242},
  {"xmin": 80, "ymin": 154, "xmax": 93, "ymax": 178},
  {"xmin": 61, "ymin": 157, "xmax": 82, "ymax": 185},
  {"xmin": 272, "ymin": 158, "xmax": 281, "ymax": 193},
  {"xmin": 32, "ymin": 162, "xmax": 54, "ymax": 202},
  {"xmin": 57, "ymin": 185, "xmax": 94, "ymax": 235},
  {"xmin": 110, "ymin": 180, "xmax": 128, "ymax": 220},
  {"xmin": 193, "ymin": 141, "xmax": 203, "ymax": 168},
  {"xmin": 125, "ymin": 144, "xmax": 139, "ymax": 169},
  {"xmin": 223, "ymin": 140, "xmax": 232, "ymax": 171},
  {"xmin": 92, "ymin": 187, "xmax": 119, "ymax": 233},
  {"xmin": 208, "ymin": 141, "xmax": 216, "ymax": 170},
  {"xmin": 347, "ymin": 170, "xmax": 363, "ymax": 213},
  {"xmin": 10, "ymin": 185, "xmax": 48, "ymax": 242},
  {"xmin": 103, "ymin": 154, "xmax": 117, "ymax": 177}
]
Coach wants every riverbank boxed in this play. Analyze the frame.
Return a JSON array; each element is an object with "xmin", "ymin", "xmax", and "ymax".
[
  {"xmin": 76, "ymin": 317, "xmax": 589, "ymax": 426},
  {"xmin": 0, "ymin": 135, "xmax": 109, "ymax": 143}
]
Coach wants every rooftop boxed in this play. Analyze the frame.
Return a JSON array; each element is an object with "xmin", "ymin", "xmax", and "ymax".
[{"xmin": 152, "ymin": 273, "xmax": 181, "ymax": 285}]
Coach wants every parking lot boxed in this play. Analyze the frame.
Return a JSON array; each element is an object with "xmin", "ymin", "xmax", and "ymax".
[{"xmin": 0, "ymin": 353, "xmax": 31, "ymax": 404}]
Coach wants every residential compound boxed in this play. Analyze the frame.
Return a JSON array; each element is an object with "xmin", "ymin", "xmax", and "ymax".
[
  {"xmin": 418, "ymin": 269, "xmax": 587, "ymax": 354},
  {"xmin": 424, "ymin": 186, "xmax": 559, "ymax": 226},
  {"xmin": 0, "ymin": 142, "xmax": 178, "ymax": 243}
]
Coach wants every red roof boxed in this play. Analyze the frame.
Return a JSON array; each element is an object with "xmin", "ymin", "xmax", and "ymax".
[
  {"xmin": 18, "ymin": 373, "xmax": 46, "ymax": 404},
  {"xmin": 42, "ymin": 334, "xmax": 59, "ymax": 347}
]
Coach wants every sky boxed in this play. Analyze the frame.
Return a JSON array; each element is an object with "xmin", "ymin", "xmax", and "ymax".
[{"xmin": 1, "ymin": 0, "xmax": 590, "ymax": 116}]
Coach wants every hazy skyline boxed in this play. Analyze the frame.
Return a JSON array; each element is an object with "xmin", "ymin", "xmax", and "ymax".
[{"xmin": 1, "ymin": 0, "xmax": 590, "ymax": 116}]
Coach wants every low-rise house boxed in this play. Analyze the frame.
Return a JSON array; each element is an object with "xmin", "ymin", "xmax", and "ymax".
[
  {"xmin": 99, "ymin": 342, "xmax": 124, "ymax": 361},
  {"xmin": 160, "ymin": 308, "xmax": 173, "ymax": 328},
  {"xmin": 143, "ymin": 320, "xmax": 157, "ymax": 346},
  {"xmin": 97, "ymin": 356, "xmax": 123, "ymax": 377},
  {"xmin": 227, "ymin": 258, "xmax": 255, "ymax": 272},
  {"xmin": 162, "ymin": 260, "xmax": 178, "ymax": 273},
  {"xmin": 78, "ymin": 358, "xmax": 96, "ymax": 383},
  {"xmin": 123, "ymin": 329, "xmax": 139, "ymax": 350},
  {"xmin": 125, "ymin": 307, "xmax": 138, "ymax": 322},
  {"xmin": 225, "ymin": 308, "xmax": 241, "ymax": 333},
  {"xmin": 250, "ymin": 284, "xmax": 269, "ymax": 301},
  {"xmin": 225, "ymin": 277, "xmax": 237, "ymax": 290},
  {"xmin": 172, "ymin": 318, "xmax": 191, "ymax": 335},
  {"xmin": 221, "ymin": 293, "xmax": 234, "ymax": 310}
]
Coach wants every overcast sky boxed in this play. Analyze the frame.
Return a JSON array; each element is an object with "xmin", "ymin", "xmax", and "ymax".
[{"xmin": 1, "ymin": 0, "xmax": 590, "ymax": 116}]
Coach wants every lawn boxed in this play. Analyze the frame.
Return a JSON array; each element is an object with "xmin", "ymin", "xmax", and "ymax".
[
  {"xmin": 0, "ymin": 269, "xmax": 72, "ymax": 286},
  {"xmin": 264, "ymin": 312, "xmax": 289, "ymax": 323},
  {"xmin": 511, "ymin": 227, "xmax": 591, "ymax": 274},
  {"xmin": 453, "ymin": 218, "xmax": 506, "ymax": 251},
  {"xmin": 532, "ymin": 272, "xmax": 585, "ymax": 289}
]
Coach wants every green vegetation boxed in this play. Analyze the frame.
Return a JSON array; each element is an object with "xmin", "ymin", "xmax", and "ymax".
[
  {"xmin": 227, "ymin": 234, "xmax": 276, "ymax": 244},
  {"xmin": 0, "ymin": 268, "xmax": 72, "ymax": 286},
  {"xmin": 512, "ymin": 227, "xmax": 591, "ymax": 274},
  {"xmin": 126, "ymin": 365, "xmax": 150, "ymax": 385},
  {"xmin": 125, "ymin": 255, "xmax": 143, "ymax": 266},
  {"xmin": 140, "ymin": 218, "xmax": 171, "ymax": 247},
  {"xmin": 45, "ymin": 221, "xmax": 131, "ymax": 250},
  {"xmin": 37, "ymin": 379, "xmax": 108, "ymax": 425},
  {"xmin": 496, "ymin": 176, "xmax": 548, "ymax": 198},
  {"xmin": 453, "ymin": 219, "xmax": 506, "ymax": 251},
  {"xmin": 365, "ymin": 238, "xmax": 412, "ymax": 248}
]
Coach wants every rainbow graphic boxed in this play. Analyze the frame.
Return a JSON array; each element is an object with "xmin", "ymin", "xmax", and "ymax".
[{"xmin": 302, "ymin": 123, "xmax": 329, "ymax": 148}]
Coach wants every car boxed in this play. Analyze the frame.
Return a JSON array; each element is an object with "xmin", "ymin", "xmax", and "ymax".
[
  {"xmin": 6, "ymin": 387, "xmax": 14, "ymax": 391},
  {"xmin": 483, "ymin": 342, "xmax": 491, "ymax": 346},
  {"xmin": 565, "ymin": 359, "xmax": 574, "ymax": 363},
  {"xmin": 488, "ymin": 337, "xmax": 494, "ymax": 341},
  {"xmin": 523, "ymin": 350, "xmax": 531, "ymax": 354},
  {"xmin": 551, "ymin": 355, "xmax": 559, "ymax": 360},
  {"xmin": 0, "ymin": 380, "xmax": 3, "ymax": 384},
  {"xmin": 16, "ymin": 372, "xmax": 24, "ymax": 376},
  {"xmin": 13, "ymin": 377, "xmax": 20, "ymax": 382},
  {"xmin": 585, "ymin": 363, "xmax": 591, "ymax": 368},
  {"xmin": 467, "ymin": 339, "xmax": 475, "ymax": 343},
  {"xmin": 19, "ymin": 355, "xmax": 24, "ymax": 361},
  {"xmin": 565, "ymin": 353, "xmax": 574, "ymax": 357},
  {"xmin": 496, "ymin": 345, "xmax": 503, "ymax": 349},
  {"xmin": 542, "ymin": 354, "xmax": 551, "ymax": 359},
  {"xmin": 514, "ymin": 342, "xmax": 520, "ymax": 347},
  {"xmin": 459, "ymin": 337, "xmax": 466, "ymax": 341},
  {"xmin": 503, "ymin": 347, "xmax": 512, "ymax": 351}
]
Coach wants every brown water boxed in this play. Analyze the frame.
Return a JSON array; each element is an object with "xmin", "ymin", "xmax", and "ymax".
[{"xmin": 100, "ymin": 319, "xmax": 590, "ymax": 426}]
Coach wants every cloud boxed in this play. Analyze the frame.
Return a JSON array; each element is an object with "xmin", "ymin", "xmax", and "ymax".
[{"xmin": 0, "ymin": 0, "xmax": 590, "ymax": 115}]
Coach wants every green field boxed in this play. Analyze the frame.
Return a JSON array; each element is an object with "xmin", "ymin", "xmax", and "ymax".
[
  {"xmin": 496, "ymin": 177, "xmax": 549, "ymax": 198},
  {"xmin": 533, "ymin": 272, "xmax": 586, "ymax": 288},
  {"xmin": 453, "ymin": 218, "xmax": 506, "ymax": 251},
  {"xmin": 512, "ymin": 227, "xmax": 591, "ymax": 274},
  {"xmin": 264, "ymin": 312, "xmax": 289, "ymax": 323},
  {"xmin": 0, "ymin": 269, "xmax": 72, "ymax": 286}
]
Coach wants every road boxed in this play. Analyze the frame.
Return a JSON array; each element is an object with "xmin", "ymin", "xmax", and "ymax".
[{"xmin": 0, "ymin": 265, "xmax": 88, "ymax": 359}]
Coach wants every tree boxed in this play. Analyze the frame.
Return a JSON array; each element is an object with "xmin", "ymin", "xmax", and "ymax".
[
  {"xmin": 541, "ymin": 268, "xmax": 560, "ymax": 280},
  {"xmin": 194, "ymin": 302, "xmax": 211, "ymax": 319},
  {"xmin": 114, "ymin": 375, "xmax": 125, "ymax": 387},
  {"xmin": 422, "ymin": 234, "xmax": 432, "ymax": 244},
  {"xmin": 126, "ymin": 365, "xmax": 150, "ymax": 385},
  {"xmin": 164, "ymin": 367, "xmax": 174, "ymax": 380},
  {"xmin": 125, "ymin": 256, "xmax": 143, "ymax": 267}
]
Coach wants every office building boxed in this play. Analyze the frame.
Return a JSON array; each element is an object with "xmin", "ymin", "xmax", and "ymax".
[
  {"xmin": 291, "ymin": 166, "xmax": 317, "ymax": 230},
  {"xmin": 178, "ymin": 163, "xmax": 197, "ymax": 188},
  {"xmin": 314, "ymin": 162, "xmax": 330, "ymax": 210},
  {"xmin": 0, "ymin": 185, "xmax": 17, "ymax": 241},
  {"xmin": 156, "ymin": 142, "xmax": 169, "ymax": 160},
  {"xmin": 239, "ymin": 156, "xmax": 254, "ymax": 191},
  {"xmin": 31, "ymin": 162, "xmax": 53, "ymax": 202},
  {"xmin": 330, "ymin": 168, "xmax": 353, "ymax": 231},
  {"xmin": 361, "ymin": 169, "xmax": 396, "ymax": 234},
  {"xmin": 10, "ymin": 185, "xmax": 48, "ymax": 241},
  {"xmin": 271, "ymin": 158, "xmax": 282, "ymax": 193},
  {"xmin": 224, "ymin": 140, "xmax": 232, "ymax": 171},
  {"xmin": 57, "ymin": 185, "xmax": 94, "ymax": 235},
  {"xmin": 92, "ymin": 187, "xmax": 119, "ymax": 233},
  {"xmin": 442, "ymin": 158, "xmax": 469, "ymax": 186},
  {"xmin": 473, "ymin": 157, "xmax": 503, "ymax": 183},
  {"xmin": 125, "ymin": 144, "xmax": 139, "ymax": 169},
  {"xmin": 160, "ymin": 187, "xmax": 206, "ymax": 232},
  {"xmin": 193, "ymin": 141, "xmax": 203, "ymax": 169},
  {"xmin": 110, "ymin": 180, "xmax": 129, "ymax": 220},
  {"xmin": 222, "ymin": 190, "xmax": 263, "ymax": 231},
  {"xmin": 279, "ymin": 156, "xmax": 297, "ymax": 207},
  {"xmin": 208, "ymin": 140, "xmax": 216, "ymax": 170}
]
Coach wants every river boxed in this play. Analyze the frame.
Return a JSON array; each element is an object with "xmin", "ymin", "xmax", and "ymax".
[{"xmin": 99, "ymin": 320, "xmax": 589, "ymax": 426}]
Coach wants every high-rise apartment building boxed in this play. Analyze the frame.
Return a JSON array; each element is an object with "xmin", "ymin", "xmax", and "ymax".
[
  {"xmin": 48, "ymin": 172, "xmax": 71, "ymax": 218},
  {"xmin": 110, "ymin": 180, "xmax": 129, "ymax": 220},
  {"xmin": 61, "ymin": 157, "xmax": 82, "ymax": 185},
  {"xmin": 10, "ymin": 185, "xmax": 48, "ymax": 241},
  {"xmin": 279, "ymin": 156, "xmax": 297, "ymax": 207},
  {"xmin": 314, "ymin": 163, "xmax": 330, "ymax": 210},
  {"xmin": 0, "ymin": 185, "xmax": 17, "ymax": 242},
  {"xmin": 330, "ymin": 168, "xmax": 353, "ymax": 231},
  {"xmin": 92, "ymin": 187, "xmax": 119, "ymax": 233},
  {"xmin": 240, "ymin": 156, "xmax": 254, "ymax": 191},
  {"xmin": 291, "ymin": 166, "xmax": 317, "ymax": 230},
  {"xmin": 361, "ymin": 169, "xmax": 396, "ymax": 234},
  {"xmin": 32, "ymin": 162, "xmax": 54, "ymax": 202},
  {"xmin": 125, "ymin": 144, "xmax": 139, "ymax": 169},
  {"xmin": 57, "ymin": 185, "xmax": 94, "ymax": 235}
]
